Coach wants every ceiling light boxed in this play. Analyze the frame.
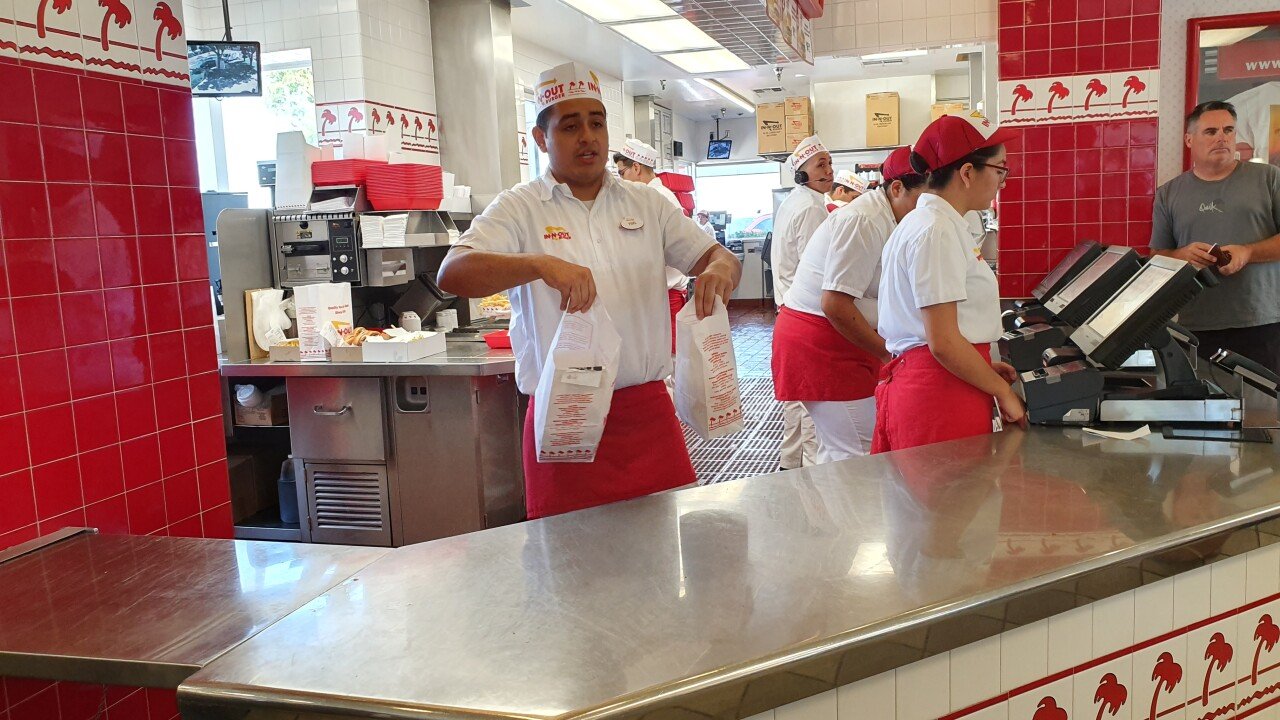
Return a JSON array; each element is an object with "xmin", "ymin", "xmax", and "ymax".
[
  {"xmin": 560, "ymin": 0, "xmax": 675, "ymax": 24},
  {"xmin": 661, "ymin": 49, "xmax": 750, "ymax": 74},
  {"xmin": 695, "ymin": 78, "xmax": 754, "ymax": 113},
  {"xmin": 860, "ymin": 49, "xmax": 928, "ymax": 61},
  {"xmin": 612, "ymin": 17, "xmax": 718, "ymax": 53}
]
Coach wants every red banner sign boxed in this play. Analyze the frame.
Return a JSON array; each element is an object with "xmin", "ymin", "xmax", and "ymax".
[{"xmin": 1217, "ymin": 38, "xmax": 1280, "ymax": 81}]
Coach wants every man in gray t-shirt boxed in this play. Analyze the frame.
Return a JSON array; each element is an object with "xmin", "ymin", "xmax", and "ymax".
[{"xmin": 1151, "ymin": 100, "xmax": 1280, "ymax": 373}]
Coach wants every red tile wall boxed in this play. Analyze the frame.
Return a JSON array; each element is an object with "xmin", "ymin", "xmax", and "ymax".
[
  {"xmin": 996, "ymin": 0, "xmax": 1163, "ymax": 297},
  {"xmin": 0, "ymin": 57, "xmax": 230, "ymax": 548},
  {"xmin": 0, "ymin": 678, "xmax": 178, "ymax": 720}
]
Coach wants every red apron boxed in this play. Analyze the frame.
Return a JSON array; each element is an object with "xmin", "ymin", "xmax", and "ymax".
[
  {"xmin": 871, "ymin": 344, "xmax": 995, "ymax": 454},
  {"xmin": 523, "ymin": 380, "xmax": 695, "ymax": 519},
  {"xmin": 668, "ymin": 288, "xmax": 687, "ymax": 355},
  {"xmin": 772, "ymin": 306, "xmax": 882, "ymax": 401}
]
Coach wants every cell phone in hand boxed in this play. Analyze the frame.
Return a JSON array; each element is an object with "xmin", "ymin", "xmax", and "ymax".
[{"xmin": 1208, "ymin": 244, "xmax": 1232, "ymax": 268}]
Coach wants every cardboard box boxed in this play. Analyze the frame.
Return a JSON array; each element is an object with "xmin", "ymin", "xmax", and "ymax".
[
  {"xmin": 269, "ymin": 344, "xmax": 301, "ymax": 362},
  {"xmin": 867, "ymin": 92, "xmax": 900, "ymax": 147},
  {"xmin": 931, "ymin": 102, "xmax": 967, "ymax": 121},
  {"xmin": 233, "ymin": 391, "xmax": 289, "ymax": 426},
  {"xmin": 784, "ymin": 96, "xmax": 812, "ymax": 116},
  {"xmin": 784, "ymin": 131, "xmax": 808, "ymax": 152},
  {"xmin": 757, "ymin": 102, "xmax": 786, "ymax": 154},
  {"xmin": 330, "ymin": 331, "xmax": 448, "ymax": 363},
  {"xmin": 785, "ymin": 115, "xmax": 812, "ymax": 135}
]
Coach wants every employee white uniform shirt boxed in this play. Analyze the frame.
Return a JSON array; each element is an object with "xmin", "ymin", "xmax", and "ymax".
[
  {"xmin": 458, "ymin": 170, "xmax": 716, "ymax": 394},
  {"xmin": 645, "ymin": 177, "xmax": 691, "ymax": 292},
  {"xmin": 771, "ymin": 185, "xmax": 829, "ymax": 307},
  {"xmin": 878, "ymin": 194, "xmax": 1002, "ymax": 356},
  {"xmin": 787, "ymin": 189, "xmax": 899, "ymax": 328},
  {"xmin": 1228, "ymin": 83, "xmax": 1280, "ymax": 164},
  {"xmin": 697, "ymin": 218, "xmax": 716, "ymax": 237}
]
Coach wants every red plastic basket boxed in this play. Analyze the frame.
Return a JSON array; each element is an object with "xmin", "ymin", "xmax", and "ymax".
[
  {"xmin": 311, "ymin": 159, "xmax": 385, "ymax": 186},
  {"xmin": 483, "ymin": 330, "xmax": 512, "ymax": 349},
  {"xmin": 657, "ymin": 171, "xmax": 695, "ymax": 193},
  {"xmin": 365, "ymin": 163, "xmax": 445, "ymax": 210}
]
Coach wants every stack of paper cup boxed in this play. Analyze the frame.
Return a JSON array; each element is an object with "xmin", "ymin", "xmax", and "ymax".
[{"xmin": 437, "ymin": 309, "xmax": 458, "ymax": 332}]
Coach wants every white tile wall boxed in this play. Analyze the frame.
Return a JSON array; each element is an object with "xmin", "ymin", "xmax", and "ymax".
[
  {"xmin": 812, "ymin": 0, "xmax": 995, "ymax": 57},
  {"xmin": 756, "ymin": 541, "xmax": 1277, "ymax": 720}
]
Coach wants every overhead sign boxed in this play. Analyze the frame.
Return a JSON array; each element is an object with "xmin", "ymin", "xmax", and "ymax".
[
  {"xmin": 1217, "ymin": 38, "xmax": 1280, "ymax": 81},
  {"xmin": 765, "ymin": 0, "xmax": 814, "ymax": 65}
]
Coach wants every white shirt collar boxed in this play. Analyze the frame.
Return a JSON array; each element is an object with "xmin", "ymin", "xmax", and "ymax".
[
  {"xmin": 916, "ymin": 193, "xmax": 972, "ymax": 237},
  {"xmin": 533, "ymin": 168, "xmax": 618, "ymax": 202}
]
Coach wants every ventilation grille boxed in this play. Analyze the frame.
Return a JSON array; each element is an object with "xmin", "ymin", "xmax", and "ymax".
[
  {"xmin": 752, "ymin": 86, "xmax": 786, "ymax": 95},
  {"xmin": 311, "ymin": 469, "xmax": 385, "ymax": 529}
]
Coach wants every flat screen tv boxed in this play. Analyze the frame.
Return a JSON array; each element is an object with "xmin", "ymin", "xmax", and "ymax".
[
  {"xmin": 707, "ymin": 139, "xmax": 732, "ymax": 160},
  {"xmin": 189, "ymin": 41, "xmax": 263, "ymax": 97}
]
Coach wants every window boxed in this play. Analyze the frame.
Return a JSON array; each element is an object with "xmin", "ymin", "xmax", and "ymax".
[{"xmin": 693, "ymin": 162, "xmax": 778, "ymax": 240}]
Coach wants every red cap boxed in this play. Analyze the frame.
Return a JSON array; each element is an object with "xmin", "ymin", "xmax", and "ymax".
[
  {"xmin": 912, "ymin": 115, "xmax": 1017, "ymax": 172},
  {"xmin": 880, "ymin": 146, "xmax": 916, "ymax": 182}
]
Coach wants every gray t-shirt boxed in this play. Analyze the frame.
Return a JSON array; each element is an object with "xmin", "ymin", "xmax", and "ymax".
[{"xmin": 1150, "ymin": 161, "xmax": 1280, "ymax": 331}]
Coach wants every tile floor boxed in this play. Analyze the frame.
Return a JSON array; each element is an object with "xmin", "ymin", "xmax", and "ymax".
[{"xmin": 684, "ymin": 304, "xmax": 785, "ymax": 485}]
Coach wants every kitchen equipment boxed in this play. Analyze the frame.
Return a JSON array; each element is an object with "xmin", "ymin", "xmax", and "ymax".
[{"xmin": 400, "ymin": 312, "xmax": 422, "ymax": 332}]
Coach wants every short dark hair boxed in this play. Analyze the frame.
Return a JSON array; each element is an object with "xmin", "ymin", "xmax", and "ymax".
[
  {"xmin": 882, "ymin": 172, "xmax": 928, "ymax": 194},
  {"xmin": 1186, "ymin": 101, "xmax": 1237, "ymax": 132},
  {"xmin": 910, "ymin": 144, "xmax": 1002, "ymax": 190},
  {"xmin": 612, "ymin": 153, "xmax": 634, "ymax": 170}
]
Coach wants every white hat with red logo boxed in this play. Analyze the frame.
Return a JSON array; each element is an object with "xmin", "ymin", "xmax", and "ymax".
[
  {"xmin": 619, "ymin": 138, "xmax": 659, "ymax": 168},
  {"xmin": 834, "ymin": 169, "xmax": 867, "ymax": 193},
  {"xmin": 534, "ymin": 61, "xmax": 604, "ymax": 116},
  {"xmin": 789, "ymin": 135, "xmax": 828, "ymax": 172}
]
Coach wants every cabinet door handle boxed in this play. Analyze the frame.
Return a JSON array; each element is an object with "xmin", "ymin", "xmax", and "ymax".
[{"xmin": 313, "ymin": 405, "xmax": 351, "ymax": 416}]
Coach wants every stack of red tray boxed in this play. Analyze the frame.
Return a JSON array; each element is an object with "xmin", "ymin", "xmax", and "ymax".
[
  {"xmin": 365, "ymin": 163, "xmax": 445, "ymax": 210},
  {"xmin": 311, "ymin": 159, "xmax": 386, "ymax": 186},
  {"xmin": 657, "ymin": 171, "xmax": 695, "ymax": 193}
]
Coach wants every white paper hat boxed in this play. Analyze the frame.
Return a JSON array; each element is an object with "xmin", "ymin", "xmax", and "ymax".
[
  {"xmin": 619, "ymin": 138, "xmax": 659, "ymax": 168},
  {"xmin": 789, "ymin": 135, "xmax": 828, "ymax": 172},
  {"xmin": 534, "ymin": 61, "xmax": 604, "ymax": 117},
  {"xmin": 834, "ymin": 169, "xmax": 866, "ymax": 193}
]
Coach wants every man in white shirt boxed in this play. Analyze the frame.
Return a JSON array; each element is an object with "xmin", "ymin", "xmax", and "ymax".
[
  {"xmin": 438, "ymin": 62, "xmax": 741, "ymax": 519},
  {"xmin": 826, "ymin": 169, "xmax": 865, "ymax": 211},
  {"xmin": 695, "ymin": 210, "xmax": 717, "ymax": 239},
  {"xmin": 770, "ymin": 134, "xmax": 833, "ymax": 469},
  {"xmin": 1227, "ymin": 81, "xmax": 1280, "ymax": 165}
]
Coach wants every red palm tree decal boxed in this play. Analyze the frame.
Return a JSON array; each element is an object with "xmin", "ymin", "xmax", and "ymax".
[
  {"xmin": 426, "ymin": 117, "xmax": 437, "ymax": 140},
  {"xmin": 346, "ymin": 106, "xmax": 363, "ymax": 132},
  {"xmin": 1011, "ymin": 83, "xmax": 1033, "ymax": 115},
  {"xmin": 1202, "ymin": 633, "xmax": 1234, "ymax": 706},
  {"xmin": 319, "ymin": 108, "xmax": 337, "ymax": 135},
  {"xmin": 1253, "ymin": 615, "xmax": 1280, "ymax": 685},
  {"xmin": 1121, "ymin": 76, "xmax": 1148, "ymax": 108},
  {"xmin": 152, "ymin": 2, "xmax": 180, "ymax": 61},
  {"xmin": 371, "ymin": 108, "xmax": 382, "ymax": 126},
  {"xmin": 1084, "ymin": 78, "xmax": 1108, "ymax": 112},
  {"xmin": 383, "ymin": 109, "xmax": 394, "ymax": 126},
  {"xmin": 37, "ymin": 0, "xmax": 74, "ymax": 38},
  {"xmin": 98, "ymin": 0, "xmax": 132, "ymax": 51},
  {"xmin": 1149, "ymin": 652, "xmax": 1183, "ymax": 720},
  {"xmin": 1046, "ymin": 81, "xmax": 1070, "ymax": 113},
  {"xmin": 400, "ymin": 114, "xmax": 409, "ymax": 131},
  {"xmin": 413, "ymin": 116, "xmax": 423, "ymax": 139},
  {"xmin": 1032, "ymin": 697, "xmax": 1067, "ymax": 720},
  {"xmin": 1094, "ymin": 673, "xmax": 1128, "ymax": 720}
]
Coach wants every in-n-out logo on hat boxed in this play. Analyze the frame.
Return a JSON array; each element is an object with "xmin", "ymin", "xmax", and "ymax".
[
  {"xmin": 913, "ymin": 114, "xmax": 1016, "ymax": 172},
  {"xmin": 619, "ymin": 139, "xmax": 659, "ymax": 168},
  {"xmin": 789, "ymin": 135, "xmax": 828, "ymax": 171},
  {"xmin": 535, "ymin": 62, "xmax": 603, "ymax": 115}
]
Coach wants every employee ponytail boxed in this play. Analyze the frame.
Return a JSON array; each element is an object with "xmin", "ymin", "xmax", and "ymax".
[{"xmin": 908, "ymin": 151, "xmax": 932, "ymax": 176}]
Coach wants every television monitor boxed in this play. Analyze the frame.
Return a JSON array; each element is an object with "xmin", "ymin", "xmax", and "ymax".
[
  {"xmin": 1071, "ymin": 256, "xmax": 1203, "ymax": 369},
  {"xmin": 1042, "ymin": 247, "xmax": 1142, "ymax": 327},
  {"xmin": 1031, "ymin": 240, "xmax": 1103, "ymax": 302},
  {"xmin": 707, "ymin": 139, "xmax": 732, "ymax": 160},
  {"xmin": 188, "ymin": 41, "xmax": 263, "ymax": 97}
]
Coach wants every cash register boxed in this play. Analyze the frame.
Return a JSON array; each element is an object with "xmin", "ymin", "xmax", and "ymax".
[{"xmin": 1017, "ymin": 255, "xmax": 1241, "ymax": 426}]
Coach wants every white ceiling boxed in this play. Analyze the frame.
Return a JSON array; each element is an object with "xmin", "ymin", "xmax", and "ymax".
[{"xmin": 510, "ymin": 0, "xmax": 976, "ymax": 121}]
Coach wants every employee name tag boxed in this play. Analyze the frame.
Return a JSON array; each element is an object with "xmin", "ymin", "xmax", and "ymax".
[
  {"xmin": 562, "ymin": 369, "xmax": 604, "ymax": 387},
  {"xmin": 620, "ymin": 217, "xmax": 643, "ymax": 230}
]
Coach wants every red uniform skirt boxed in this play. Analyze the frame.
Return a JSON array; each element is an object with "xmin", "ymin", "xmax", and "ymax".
[
  {"xmin": 871, "ymin": 344, "xmax": 995, "ymax": 454},
  {"xmin": 772, "ymin": 306, "xmax": 882, "ymax": 401},
  {"xmin": 668, "ymin": 289, "xmax": 687, "ymax": 354},
  {"xmin": 522, "ymin": 380, "xmax": 695, "ymax": 519}
]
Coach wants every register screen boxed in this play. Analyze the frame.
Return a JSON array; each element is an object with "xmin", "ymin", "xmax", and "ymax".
[
  {"xmin": 1087, "ymin": 264, "xmax": 1176, "ymax": 339},
  {"xmin": 1054, "ymin": 252, "xmax": 1120, "ymax": 305}
]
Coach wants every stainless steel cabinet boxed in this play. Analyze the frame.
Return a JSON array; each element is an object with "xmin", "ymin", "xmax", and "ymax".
[
  {"xmin": 287, "ymin": 378, "xmax": 387, "ymax": 462},
  {"xmin": 304, "ymin": 463, "xmax": 392, "ymax": 546}
]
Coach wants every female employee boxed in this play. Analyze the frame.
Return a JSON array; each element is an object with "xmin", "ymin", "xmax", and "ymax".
[
  {"xmin": 772, "ymin": 147, "xmax": 926, "ymax": 460},
  {"xmin": 873, "ymin": 115, "xmax": 1026, "ymax": 454}
]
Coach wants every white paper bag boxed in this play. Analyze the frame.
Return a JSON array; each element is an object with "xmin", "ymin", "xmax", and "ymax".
[
  {"xmin": 674, "ymin": 298, "xmax": 745, "ymax": 439},
  {"xmin": 534, "ymin": 305, "xmax": 622, "ymax": 463},
  {"xmin": 293, "ymin": 283, "xmax": 353, "ymax": 362}
]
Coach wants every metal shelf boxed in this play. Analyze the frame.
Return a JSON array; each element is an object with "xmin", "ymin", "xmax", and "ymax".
[{"xmin": 234, "ymin": 507, "xmax": 302, "ymax": 543}]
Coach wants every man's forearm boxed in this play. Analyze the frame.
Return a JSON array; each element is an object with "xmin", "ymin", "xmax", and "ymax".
[
  {"xmin": 690, "ymin": 245, "xmax": 742, "ymax": 287},
  {"xmin": 438, "ymin": 248, "xmax": 544, "ymax": 298},
  {"xmin": 1244, "ymin": 233, "xmax": 1280, "ymax": 263},
  {"xmin": 821, "ymin": 292, "xmax": 886, "ymax": 359}
]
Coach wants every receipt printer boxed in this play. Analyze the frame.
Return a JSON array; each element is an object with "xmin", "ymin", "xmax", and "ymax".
[
  {"xmin": 999, "ymin": 324, "xmax": 1068, "ymax": 373},
  {"xmin": 1017, "ymin": 361, "xmax": 1105, "ymax": 425}
]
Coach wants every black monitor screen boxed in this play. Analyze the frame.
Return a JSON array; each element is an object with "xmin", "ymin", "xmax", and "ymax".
[
  {"xmin": 707, "ymin": 139, "xmax": 732, "ymax": 160},
  {"xmin": 1071, "ymin": 256, "xmax": 1202, "ymax": 369},
  {"xmin": 1052, "ymin": 251, "xmax": 1121, "ymax": 306},
  {"xmin": 1032, "ymin": 240, "xmax": 1102, "ymax": 301},
  {"xmin": 1088, "ymin": 263, "xmax": 1176, "ymax": 338},
  {"xmin": 189, "ymin": 41, "xmax": 263, "ymax": 97}
]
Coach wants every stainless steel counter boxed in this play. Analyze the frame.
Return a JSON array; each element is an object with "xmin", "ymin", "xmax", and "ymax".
[
  {"xmin": 179, "ymin": 427, "xmax": 1280, "ymax": 720},
  {"xmin": 220, "ymin": 342, "xmax": 516, "ymax": 377},
  {"xmin": 0, "ymin": 531, "xmax": 386, "ymax": 688}
]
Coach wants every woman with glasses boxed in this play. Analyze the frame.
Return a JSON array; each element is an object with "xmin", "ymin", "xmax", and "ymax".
[{"xmin": 872, "ymin": 115, "xmax": 1027, "ymax": 453}]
